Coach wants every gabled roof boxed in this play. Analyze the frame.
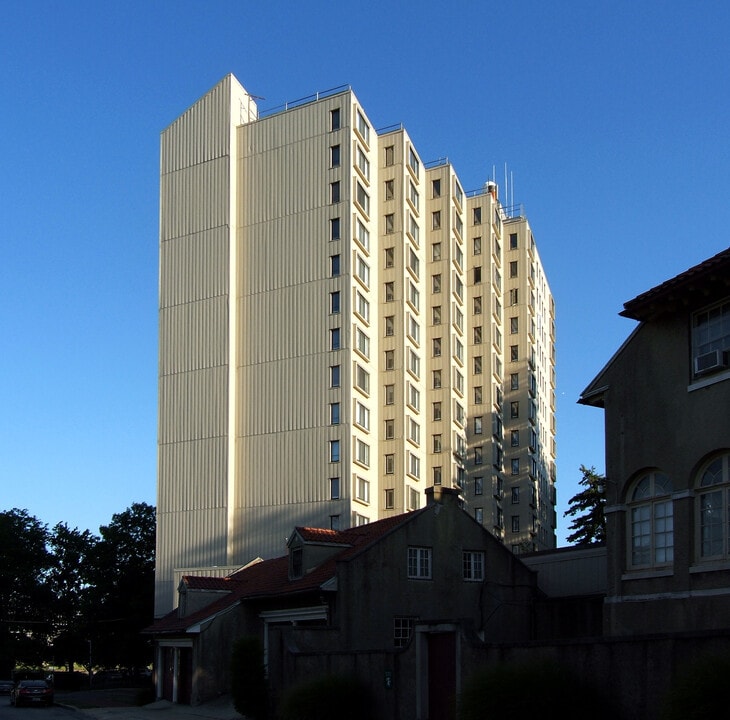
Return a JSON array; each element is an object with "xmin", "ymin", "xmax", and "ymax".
[
  {"xmin": 579, "ymin": 246, "xmax": 730, "ymax": 406},
  {"xmin": 620, "ymin": 246, "xmax": 730, "ymax": 321},
  {"xmin": 182, "ymin": 576, "xmax": 231, "ymax": 591},
  {"xmin": 146, "ymin": 509, "xmax": 426, "ymax": 636}
]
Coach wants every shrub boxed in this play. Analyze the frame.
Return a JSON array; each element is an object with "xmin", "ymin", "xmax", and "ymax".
[
  {"xmin": 459, "ymin": 659, "xmax": 610, "ymax": 720},
  {"xmin": 230, "ymin": 636, "xmax": 267, "ymax": 719},
  {"xmin": 279, "ymin": 674, "xmax": 374, "ymax": 720}
]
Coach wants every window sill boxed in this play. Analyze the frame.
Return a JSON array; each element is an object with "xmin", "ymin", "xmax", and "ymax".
[
  {"xmin": 690, "ymin": 560, "xmax": 730, "ymax": 574},
  {"xmin": 688, "ymin": 368, "xmax": 730, "ymax": 392},
  {"xmin": 621, "ymin": 568, "xmax": 673, "ymax": 581}
]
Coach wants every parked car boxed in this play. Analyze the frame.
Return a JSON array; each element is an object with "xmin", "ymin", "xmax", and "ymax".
[
  {"xmin": 11, "ymin": 680, "xmax": 54, "ymax": 707},
  {"xmin": 0, "ymin": 680, "xmax": 14, "ymax": 695}
]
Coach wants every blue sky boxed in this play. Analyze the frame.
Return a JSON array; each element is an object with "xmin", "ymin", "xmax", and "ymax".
[{"xmin": 1, "ymin": 1, "xmax": 728, "ymax": 543}]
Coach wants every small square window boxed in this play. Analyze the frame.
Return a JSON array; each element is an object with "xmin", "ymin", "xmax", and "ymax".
[
  {"xmin": 385, "ymin": 488, "xmax": 395, "ymax": 508},
  {"xmin": 330, "ymin": 108, "xmax": 341, "ymax": 131},
  {"xmin": 385, "ymin": 454, "xmax": 394, "ymax": 475},
  {"xmin": 385, "ymin": 419, "xmax": 395, "ymax": 440},
  {"xmin": 385, "ymin": 384, "xmax": 394, "ymax": 405},
  {"xmin": 330, "ymin": 402, "xmax": 340, "ymax": 425},
  {"xmin": 330, "ymin": 365, "xmax": 340, "ymax": 388},
  {"xmin": 385, "ymin": 179, "xmax": 394, "ymax": 200},
  {"xmin": 330, "ymin": 440, "xmax": 340, "ymax": 463},
  {"xmin": 330, "ymin": 181, "xmax": 340, "ymax": 204},
  {"xmin": 407, "ymin": 546, "xmax": 432, "ymax": 579},
  {"xmin": 330, "ymin": 145, "xmax": 340, "ymax": 167},
  {"xmin": 433, "ymin": 338, "xmax": 442, "ymax": 357},
  {"xmin": 330, "ymin": 217, "xmax": 341, "ymax": 241},
  {"xmin": 510, "ymin": 260, "xmax": 518, "ymax": 278},
  {"xmin": 432, "ymin": 211, "xmax": 441, "ymax": 230},
  {"xmin": 473, "ymin": 207, "xmax": 482, "ymax": 225},
  {"xmin": 432, "ymin": 179, "xmax": 441, "ymax": 198},
  {"xmin": 385, "ymin": 349, "xmax": 395, "ymax": 370},
  {"xmin": 330, "ymin": 328, "xmax": 341, "ymax": 350},
  {"xmin": 463, "ymin": 550, "xmax": 484, "ymax": 581},
  {"xmin": 330, "ymin": 291, "xmax": 340, "ymax": 314},
  {"xmin": 330, "ymin": 254, "xmax": 340, "ymax": 277},
  {"xmin": 385, "ymin": 316, "xmax": 394, "ymax": 336},
  {"xmin": 385, "ymin": 247, "xmax": 394, "ymax": 268},
  {"xmin": 473, "ymin": 237, "xmax": 482, "ymax": 255},
  {"xmin": 385, "ymin": 213, "xmax": 394, "ymax": 234},
  {"xmin": 433, "ymin": 401, "xmax": 442, "ymax": 421},
  {"xmin": 385, "ymin": 145, "xmax": 394, "ymax": 166},
  {"xmin": 509, "ymin": 232, "xmax": 518, "ymax": 249},
  {"xmin": 330, "ymin": 476, "xmax": 340, "ymax": 499}
]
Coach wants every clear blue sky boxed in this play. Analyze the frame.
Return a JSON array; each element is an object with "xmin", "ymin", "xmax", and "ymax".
[{"xmin": 1, "ymin": 1, "xmax": 728, "ymax": 544}]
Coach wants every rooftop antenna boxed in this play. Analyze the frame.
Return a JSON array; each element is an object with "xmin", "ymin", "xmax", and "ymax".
[
  {"xmin": 511, "ymin": 170, "xmax": 514, "ymax": 210},
  {"xmin": 504, "ymin": 163, "xmax": 508, "ymax": 213}
]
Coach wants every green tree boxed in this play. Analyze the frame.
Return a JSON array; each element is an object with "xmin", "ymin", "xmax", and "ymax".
[
  {"xmin": 85, "ymin": 502, "xmax": 155, "ymax": 670},
  {"xmin": 563, "ymin": 465, "xmax": 607, "ymax": 545},
  {"xmin": 0, "ymin": 509, "xmax": 54, "ymax": 674},
  {"xmin": 47, "ymin": 523, "xmax": 98, "ymax": 671}
]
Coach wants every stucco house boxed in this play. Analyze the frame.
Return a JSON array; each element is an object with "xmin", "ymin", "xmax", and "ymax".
[
  {"xmin": 147, "ymin": 486, "xmax": 542, "ymax": 716},
  {"xmin": 579, "ymin": 245, "xmax": 730, "ymax": 637}
]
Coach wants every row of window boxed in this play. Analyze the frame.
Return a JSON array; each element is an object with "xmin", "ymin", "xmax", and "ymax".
[
  {"xmin": 627, "ymin": 454, "xmax": 730, "ymax": 569},
  {"xmin": 407, "ymin": 546, "xmax": 484, "ymax": 582}
]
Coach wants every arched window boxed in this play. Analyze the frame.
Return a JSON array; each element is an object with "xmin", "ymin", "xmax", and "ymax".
[
  {"xmin": 629, "ymin": 471, "xmax": 673, "ymax": 568},
  {"xmin": 697, "ymin": 453, "xmax": 730, "ymax": 560}
]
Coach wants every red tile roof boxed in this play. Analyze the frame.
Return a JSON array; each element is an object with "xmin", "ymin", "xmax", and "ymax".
[
  {"xmin": 183, "ymin": 576, "xmax": 231, "ymax": 590},
  {"xmin": 621, "ymin": 246, "xmax": 730, "ymax": 321},
  {"xmin": 146, "ymin": 509, "xmax": 424, "ymax": 636}
]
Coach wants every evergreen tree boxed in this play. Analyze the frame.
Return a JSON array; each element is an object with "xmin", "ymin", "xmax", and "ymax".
[{"xmin": 563, "ymin": 465, "xmax": 606, "ymax": 545}]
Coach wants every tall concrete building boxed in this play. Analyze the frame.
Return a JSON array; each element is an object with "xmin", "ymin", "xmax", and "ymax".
[{"xmin": 156, "ymin": 74, "xmax": 556, "ymax": 615}]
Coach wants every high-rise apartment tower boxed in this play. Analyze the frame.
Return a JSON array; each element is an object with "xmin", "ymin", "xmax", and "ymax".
[{"xmin": 156, "ymin": 74, "xmax": 556, "ymax": 615}]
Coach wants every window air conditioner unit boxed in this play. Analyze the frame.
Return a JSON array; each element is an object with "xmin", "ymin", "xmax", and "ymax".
[{"xmin": 694, "ymin": 349, "xmax": 729, "ymax": 375}]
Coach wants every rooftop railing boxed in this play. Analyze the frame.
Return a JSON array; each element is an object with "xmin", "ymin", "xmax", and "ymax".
[{"xmin": 258, "ymin": 84, "xmax": 351, "ymax": 118}]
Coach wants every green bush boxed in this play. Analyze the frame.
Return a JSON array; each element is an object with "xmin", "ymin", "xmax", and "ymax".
[
  {"xmin": 660, "ymin": 655, "xmax": 730, "ymax": 720},
  {"xmin": 279, "ymin": 674, "xmax": 374, "ymax": 720},
  {"xmin": 230, "ymin": 636, "xmax": 267, "ymax": 719},
  {"xmin": 458, "ymin": 659, "xmax": 610, "ymax": 720}
]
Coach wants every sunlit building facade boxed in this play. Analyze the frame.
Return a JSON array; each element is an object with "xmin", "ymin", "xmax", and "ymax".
[{"xmin": 155, "ymin": 74, "xmax": 556, "ymax": 615}]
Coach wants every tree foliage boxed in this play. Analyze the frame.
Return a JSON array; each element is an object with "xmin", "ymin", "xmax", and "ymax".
[
  {"xmin": 0, "ymin": 509, "xmax": 54, "ymax": 674},
  {"xmin": 85, "ymin": 502, "xmax": 156, "ymax": 671},
  {"xmin": 0, "ymin": 502, "xmax": 155, "ymax": 674},
  {"xmin": 563, "ymin": 465, "xmax": 607, "ymax": 545}
]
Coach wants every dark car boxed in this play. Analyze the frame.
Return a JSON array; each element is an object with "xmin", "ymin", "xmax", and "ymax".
[
  {"xmin": 11, "ymin": 680, "xmax": 54, "ymax": 707},
  {"xmin": 0, "ymin": 680, "xmax": 14, "ymax": 695}
]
